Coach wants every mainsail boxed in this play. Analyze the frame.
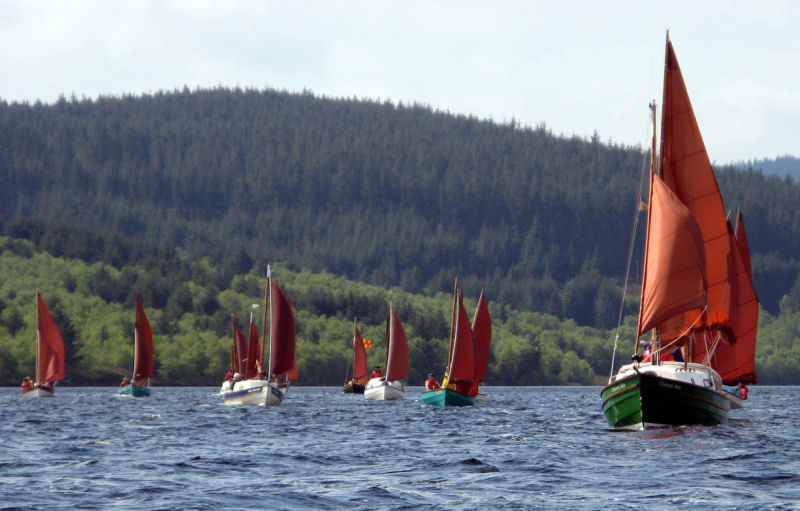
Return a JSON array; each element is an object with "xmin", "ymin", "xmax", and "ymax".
[
  {"xmin": 132, "ymin": 296, "xmax": 154, "ymax": 380},
  {"xmin": 36, "ymin": 292, "xmax": 65, "ymax": 384},
  {"xmin": 268, "ymin": 275, "xmax": 297, "ymax": 380},
  {"xmin": 384, "ymin": 307, "xmax": 409, "ymax": 382},
  {"xmin": 470, "ymin": 290, "xmax": 492, "ymax": 396},
  {"xmin": 447, "ymin": 290, "xmax": 475, "ymax": 392},
  {"xmin": 657, "ymin": 37, "xmax": 731, "ymax": 339}
]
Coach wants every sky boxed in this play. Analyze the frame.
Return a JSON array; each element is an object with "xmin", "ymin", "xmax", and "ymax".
[{"xmin": 1, "ymin": 1, "xmax": 797, "ymax": 164}]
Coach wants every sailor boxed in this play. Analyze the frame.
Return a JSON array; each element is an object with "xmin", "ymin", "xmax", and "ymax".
[
  {"xmin": 121, "ymin": 377, "xmax": 131, "ymax": 387},
  {"xmin": 738, "ymin": 383, "xmax": 749, "ymax": 400},
  {"xmin": 425, "ymin": 374, "xmax": 440, "ymax": 391},
  {"xmin": 370, "ymin": 366, "xmax": 383, "ymax": 379}
]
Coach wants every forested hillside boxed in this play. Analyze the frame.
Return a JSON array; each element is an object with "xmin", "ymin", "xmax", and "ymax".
[
  {"xmin": 5, "ymin": 87, "xmax": 800, "ymax": 330},
  {"xmin": 2, "ymin": 237, "xmax": 797, "ymax": 386},
  {"xmin": 1, "ymin": 87, "xmax": 800, "ymax": 385}
]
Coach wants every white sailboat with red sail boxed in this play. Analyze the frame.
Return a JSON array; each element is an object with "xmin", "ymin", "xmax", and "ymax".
[
  {"xmin": 21, "ymin": 292, "xmax": 65, "ymax": 398},
  {"xmin": 221, "ymin": 266, "xmax": 297, "ymax": 406},
  {"xmin": 601, "ymin": 33, "xmax": 759, "ymax": 430},
  {"xmin": 365, "ymin": 303, "xmax": 408, "ymax": 401},
  {"xmin": 343, "ymin": 318, "xmax": 368, "ymax": 393},
  {"xmin": 118, "ymin": 296, "xmax": 154, "ymax": 397}
]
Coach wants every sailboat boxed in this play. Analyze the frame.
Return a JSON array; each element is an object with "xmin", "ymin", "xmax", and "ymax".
[
  {"xmin": 364, "ymin": 303, "xmax": 409, "ymax": 401},
  {"xmin": 118, "ymin": 297, "xmax": 154, "ymax": 397},
  {"xmin": 221, "ymin": 266, "xmax": 297, "ymax": 406},
  {"xmin": 343, "ymin": 318, "xmax": 367, "ymax": 393},
  {"xmin": 21, "ymin": 293, "xmax": 65, "ymax": 398},
  {"xmin": 421, "ymin": 279, "xmax": 476, "ymax": 407},
  {"xmin": 601, "ymin": 33, "xmax": 759, "ymax": 430}
]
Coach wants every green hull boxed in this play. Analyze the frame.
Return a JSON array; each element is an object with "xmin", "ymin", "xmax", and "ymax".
[
  {"xmin": 601, "ymin": 371, "xmax": 730, "ymax": 430},
  {"xmin": 420, "ymin": 388, "xmax": 475, "ymax": 407}
]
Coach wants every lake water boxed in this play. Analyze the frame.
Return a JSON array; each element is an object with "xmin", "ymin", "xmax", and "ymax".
[{"xmin": 1, "ymin": 386, "xmax": 798, "ymax": 510}]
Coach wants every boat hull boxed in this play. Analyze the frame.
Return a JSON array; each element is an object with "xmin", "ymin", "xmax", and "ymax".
[
  {"xmin": 602, "ymin": 362, "xmax": 732, "ymax": 430},
  {"xmin": 364, "ymin": 378, "xmax": 404, "ymax": 400},
  {"xmin": 118, "ymin": 384, "xmax": 151, "ymax": 397},
  {"xmin": 220, "ymin": 379, "xmax": 286, "ymax": 406},
  {"xmin": 21, "ymin": 386, "xmax": 54, "ymax": 398},
  {"xmin": 420, "ymin": 388, "xmax": 475, "ymax": 407},
  {"xmin": 343, "ymin": 382, "xmax": 365, "ymax": 394}
]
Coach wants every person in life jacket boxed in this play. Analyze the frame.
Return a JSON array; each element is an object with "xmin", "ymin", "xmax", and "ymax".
[
  {"xmin": 21, "ymin": 376, "xmax": 33, "ymax": 389},
  {"xmin": 425, "ymin": 374, "xmax": 440, "ymax": 391},
  {"xmin": 370, "ymin": 366, "xmax": 383, "ymax": 379},
  {"xmin": 737, "ymin": 383, "xmax": 749, "ymax": 400},
  {"xmin": 120, "ymin": 377, "xmax": 131, "ymax": 387}
]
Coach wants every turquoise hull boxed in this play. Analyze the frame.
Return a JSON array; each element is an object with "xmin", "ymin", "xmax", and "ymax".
[
  {"xmin": 118, "ymin": 384, "xmax": 151, "ymax": 397},
  {"xmin": 420, "ymin": 388, "xmax": 475, "ymax": 407}
]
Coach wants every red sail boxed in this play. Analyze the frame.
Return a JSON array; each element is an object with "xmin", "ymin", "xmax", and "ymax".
[
  {"xmin": 233, "ymin": 322, "xmax": 249, "ymax": 376},
  {"xmin": 36, "ymin": 293, "xmax": 65, "ymax": 383},
  {"xmin": 385, "ymin": 308, "xmax": 409, "ymax": 382},
  {"xmin": 132, "ymin": 296, "xmax": 154, "ymax": 380},
  {"xmin": 470, "ymin": 290, "xmax": 492, "ymax": 391},
  {"xmin": 353, "ymin": 320, "xmax": 368, "ymax": 384},
  {"xmin": 710, "ymin": 215, "xmax": 759, "ymax": 384},
  {"xmin": 448, "ymin": 293, "xmax": 475, "ymax": 396},
  {"xmin": 245, "ymin": 319, "xmax": 261, "ymax": 379},
  {"xmin": 659, "ymin": 36, "xmax": 730, "ymax": 333},
  {"xmin": 638, "ymin": 173, "xmax": 708, "ymax": 337},
  {"xmin": 269, "ymin": 277, "xmax": 297, "ymax": 380}
]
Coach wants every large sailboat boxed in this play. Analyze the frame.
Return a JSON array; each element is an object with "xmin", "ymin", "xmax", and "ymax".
[
  {"xmin": 221, "ymin": 266, "xmax": 297, "ymax": 406},
  {"xmin": 343, "ymin": 318, "xmax": 368, "ymax": 394},
  {"xmin": 118, "ymin": 297, "xmax": 154, "ymax": 397},
  {"xmin": 364, "ymin": 303, "xmax": 409, "ymax": 401},
  {"xmin": 21, "ymin": 293, "xmax": 65, "ymax": 398},
  {"xmin": 601, "ymin": 34, "xmax": 759, "ymax": 430}
]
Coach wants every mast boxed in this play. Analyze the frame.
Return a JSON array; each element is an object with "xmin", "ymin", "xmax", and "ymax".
[
  {"xmin": 35, "ymin": 291, "xmax": 40, "ymax": 383},
  {"xmin": 635, "ymin": 102, "xmax": 659, "ymax": 355},
  {"xmin": 263, "ymin": 264, "xmax": 272, "ymax": 379},
  {"xmin": 446, "ymin": 277, "xmax": 458, "ymax": 376}
]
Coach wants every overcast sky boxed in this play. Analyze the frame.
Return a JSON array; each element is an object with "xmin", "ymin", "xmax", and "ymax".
[{"xmin": 1, "ymin": 1, "xmax": 797, "ymax": 164}]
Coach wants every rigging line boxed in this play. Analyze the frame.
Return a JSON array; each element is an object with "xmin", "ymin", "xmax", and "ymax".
[{"xmin": 608, "ymin": 112, "xmax": 652, "ymax": 383}]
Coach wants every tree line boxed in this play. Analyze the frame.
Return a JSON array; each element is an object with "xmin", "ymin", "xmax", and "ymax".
[{"xmin": 4, "ymin": 88, "xmax": 800, "ymax": 331}]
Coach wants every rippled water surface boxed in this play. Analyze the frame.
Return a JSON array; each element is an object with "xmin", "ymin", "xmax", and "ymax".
[{"xmin": 1, "ymin": 386, "xmax": 798, "ymax": 510}]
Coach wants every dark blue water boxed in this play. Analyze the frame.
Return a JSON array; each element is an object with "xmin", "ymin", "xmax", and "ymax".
[{"xmin": 1, "ymin": 386, "xmax": 798, "ymax": 510}]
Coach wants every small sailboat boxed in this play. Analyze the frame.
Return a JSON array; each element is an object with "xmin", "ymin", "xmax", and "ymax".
[
  {"xmin": 343, "ymin": 318, "xmax": 367, "ymax": 393},
  {"xmin": 601, "ymin": 33, "xmax": 759, "ymax": 430},
  {"xmin": 364, "ymin": 303, "xmax": 408, "ymax": 401},
  {"xmin": 21, "ymin": 293, "xmax": 65, "ymax": 398},
  {"xmin": 118, "ymin": 297, "xmax": 154, "ymax": 397},
  {"xmin": 221, "ymin": 266, "xmax": 297, "ymax": 406},
  {"xmin": 421, "ymin": 279, "xmax": 476, "ymax": 407}
]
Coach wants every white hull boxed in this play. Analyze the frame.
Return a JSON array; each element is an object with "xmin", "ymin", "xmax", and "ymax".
[
  {"xmin": 220, "ymin": 379, "xmax": 287, "ymax": 406},
  {"xmin": 21, "ymin": 387, "xmax": 54, "ymax": 398},
  {"xmin": 364, "ymin": 378, "xmax": 404, "ymax": 400}
]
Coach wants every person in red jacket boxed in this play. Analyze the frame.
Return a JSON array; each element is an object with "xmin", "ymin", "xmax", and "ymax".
[
  {"xmin": 738, "ymin": 383, "xmax": 749, "ymax": 400},
  {"xmin": 425, "ymin": 374, "xmax": 440, "ymax": 391},
  {"xmin": 369, "ymin": 366, "xmax": 383, "ymax": 379}
]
